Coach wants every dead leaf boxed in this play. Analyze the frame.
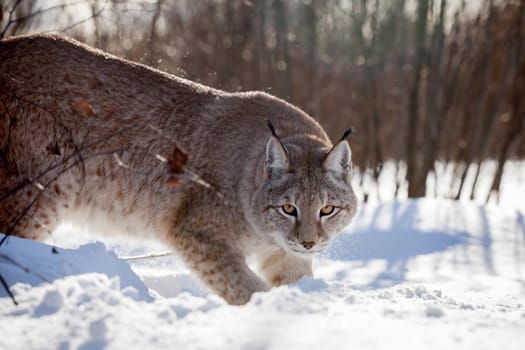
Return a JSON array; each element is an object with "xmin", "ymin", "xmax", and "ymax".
[
  {"xmin": 76, "ymin": 99, "xmax": 96, "ymax": 117},
  {"xmin": 96, "ymin": 165, "xmax": 105, "ymax": 177},
  {"xmin": 164, "ymin": 144, "xmax": 188, "ymax": 187},
  {"xmin": 165, "ymin": 176, "xmax": 181, "ymax": 187}
]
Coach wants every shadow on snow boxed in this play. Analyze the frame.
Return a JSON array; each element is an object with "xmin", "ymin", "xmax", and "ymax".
[{"xmin": 325, "ymin": 201, "xmax": 473, "ymax": 288}]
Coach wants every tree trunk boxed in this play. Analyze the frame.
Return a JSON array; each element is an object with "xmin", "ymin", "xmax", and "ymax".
[
  {"xmin": 254, "ymin": 0, "xmax": 267, "ymax": 89},
  {"xmin": 487, "ymin": 0, "xmax": 525, "ymax": 202},
  {"xmin": 273, "ymin": 0, "xmax": 293, "ymax": 100},
  {"xmin": 147, "ymin": 0, "xmax": 164, "ymax": 67},
  {"xmin": 419, "ymin": 0, "xmax": 447, "ymax": 199},
  {"xmin": 406, "ymin": 0, "xmax": 429, "ymax": 197},
  {"xmin": 304, "ymin": 0, "xmax": 320, "ymax": 117},
  {"xmin": 471, "ymin": 0, "xmax": 513, "ymax": 199}
]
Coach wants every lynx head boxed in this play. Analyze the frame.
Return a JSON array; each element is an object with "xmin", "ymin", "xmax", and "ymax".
[{"xmin": 250, "ymin": 122, "xmax": 358, "ymax": 255}]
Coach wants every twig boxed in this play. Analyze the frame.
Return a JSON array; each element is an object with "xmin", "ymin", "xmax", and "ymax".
[
  {"xmin": 0, "ymin": 253, "xmax": 51, "ymax": 283},
  {"xmin": 0, "ymin": 128, "xmax": 134, "ymax": 204},
  {"xmin": 147, "ymin": 124, "xmax": 230, "ymax": 205},
  {"xmin": 0, "ymin": 83, "xmax": 150, "ymax": 206},
  {"xmin": 1, "ymin": 148, "xmax": 126, "ymax": 243},
  {"xmin": 0, "ymin": 0, "xmax": 23, "ymax": 38},
  {"xmin": 0, "ymin": 273, "xmax": 18, "ymax": 305},
  {"xmin": 1, "ymin": 0, "xmax": 111, "ymax": 38},
  {"xmin": 121, "ymin": 251, "xmax": 174, "ymax": 261},
  {"xmin": 15, "ymin": 93, "xmax": 87, "ymax": 184},
  {"xmin": 113, "ymin": 153, "xmax": 130, "ymax": 169},
  {"xmin": 0, "ymin": 81, "xmax": 228, "ymax": 245}
]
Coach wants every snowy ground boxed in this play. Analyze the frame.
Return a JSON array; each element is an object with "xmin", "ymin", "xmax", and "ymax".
[{"xmin": 1, "ymin": 165, "xmax": 525, "ymax": 349}]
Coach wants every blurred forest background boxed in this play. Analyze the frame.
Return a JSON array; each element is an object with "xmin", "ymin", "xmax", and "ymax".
[{"xmin": 1, "ymin": 0, "xmax": 524, "ymax": 202}]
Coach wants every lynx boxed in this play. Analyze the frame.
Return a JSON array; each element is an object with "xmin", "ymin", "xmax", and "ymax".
[{"xmin": 0, "ymin": 34, "xmax": 358, "ymax": 304}]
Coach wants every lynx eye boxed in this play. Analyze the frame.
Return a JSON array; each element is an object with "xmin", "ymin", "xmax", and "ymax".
[
  {"xmin": 320, "ymin": 205, "xmax": 335, "ymax": 216},
  {"xmin": 281, "ymin": 203, "xmax": 298, "ymax": 216}
]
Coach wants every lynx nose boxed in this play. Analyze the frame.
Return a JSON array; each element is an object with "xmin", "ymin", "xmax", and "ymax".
[{"xmin": 301, "ymin": 241, "xmax": 315, "ymax": 250}]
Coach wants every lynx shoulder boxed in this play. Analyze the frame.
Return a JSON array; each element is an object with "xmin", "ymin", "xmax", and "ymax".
[{"xmin": 0, "ymin": 34, "xmax": 357, "ymax": 304}]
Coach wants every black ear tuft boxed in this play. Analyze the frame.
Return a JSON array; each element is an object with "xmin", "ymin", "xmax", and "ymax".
[
  {"xmin": 265, "ymin": 118, "xmax": 277, "ymax": 137},
  {"xmin": 264, "ymin": 118, "xmax": 290, "ymax": 174},
  {"xmin": 339, "ymin": 127, "xmax": 355, "ymax": 142},
  {"xmin": 264, "ymin": 118, "xmax": 288, "ymax": 157}
]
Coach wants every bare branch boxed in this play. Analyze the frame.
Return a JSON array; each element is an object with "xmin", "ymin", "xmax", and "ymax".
[
  {"xmin": 0, "ymin": 0, "xmax": 23, "ymax": 38},
  {"xmin": 59, "ymin": 1, "xmax": 108, "ymax": 33},
  {"xmin": 0, "ymin": 273, "xmax": 17, "ymax": 305},
  {"xmin": 121, "ymin": 251, "xmax": 173, "ymax": 261},
  {"xmin": 0, "ymin": 253, "xmax": 50, "ymax": 282}
]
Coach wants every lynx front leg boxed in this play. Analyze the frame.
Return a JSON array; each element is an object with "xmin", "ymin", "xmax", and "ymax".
[
  {"xmin": 258, "ymin": 249, "xmax": 313, "ymax": 286},
  {"xmin": 171, "ymin": 232, "xmax": 270, "ymax": 305}
]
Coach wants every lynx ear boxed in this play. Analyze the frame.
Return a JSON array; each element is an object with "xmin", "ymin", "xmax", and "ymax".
[
  {"xmin": 323, "ymin": 127, "xmax": 354, "ymax": 174},
  {"xmin": 265, "ymin": 136, "xmax": 289, "ymax": 171},
  {"xmin": 264, "ymin": 119, "xmax": 289, "ymax": 173},
  {"xmin": 323, "ymin": 140, "xmax": 352, "ymax": 174}
]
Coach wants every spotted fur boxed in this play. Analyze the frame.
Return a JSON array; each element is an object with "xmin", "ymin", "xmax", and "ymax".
[{"xmin": 0, "ymin": 34, "xmax": 357, "ymax": 304}]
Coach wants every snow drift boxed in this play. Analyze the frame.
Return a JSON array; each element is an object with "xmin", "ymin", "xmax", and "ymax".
[{"xmin": 1, "ymin": 199, "xmax": 524, "ymax": 349}]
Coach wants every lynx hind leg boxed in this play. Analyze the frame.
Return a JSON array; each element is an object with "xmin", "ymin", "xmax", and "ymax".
[
  {"xmin": 258, "ymin": 249, "xmax": 313, "ymax": 286},
  {"xmin": 171, "ymin": 231, "xmax": 270, "ymax": 305}
]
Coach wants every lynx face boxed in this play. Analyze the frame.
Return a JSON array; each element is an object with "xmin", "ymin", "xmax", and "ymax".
[{"xmin": 250, "ymin": 133, "xmax": 358, "ymax": 255}]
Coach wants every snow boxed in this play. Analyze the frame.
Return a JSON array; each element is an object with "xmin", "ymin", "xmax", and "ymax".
[{"xmin": 1, "ymin": 167, "xmax": 525, "ymax": 349}]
